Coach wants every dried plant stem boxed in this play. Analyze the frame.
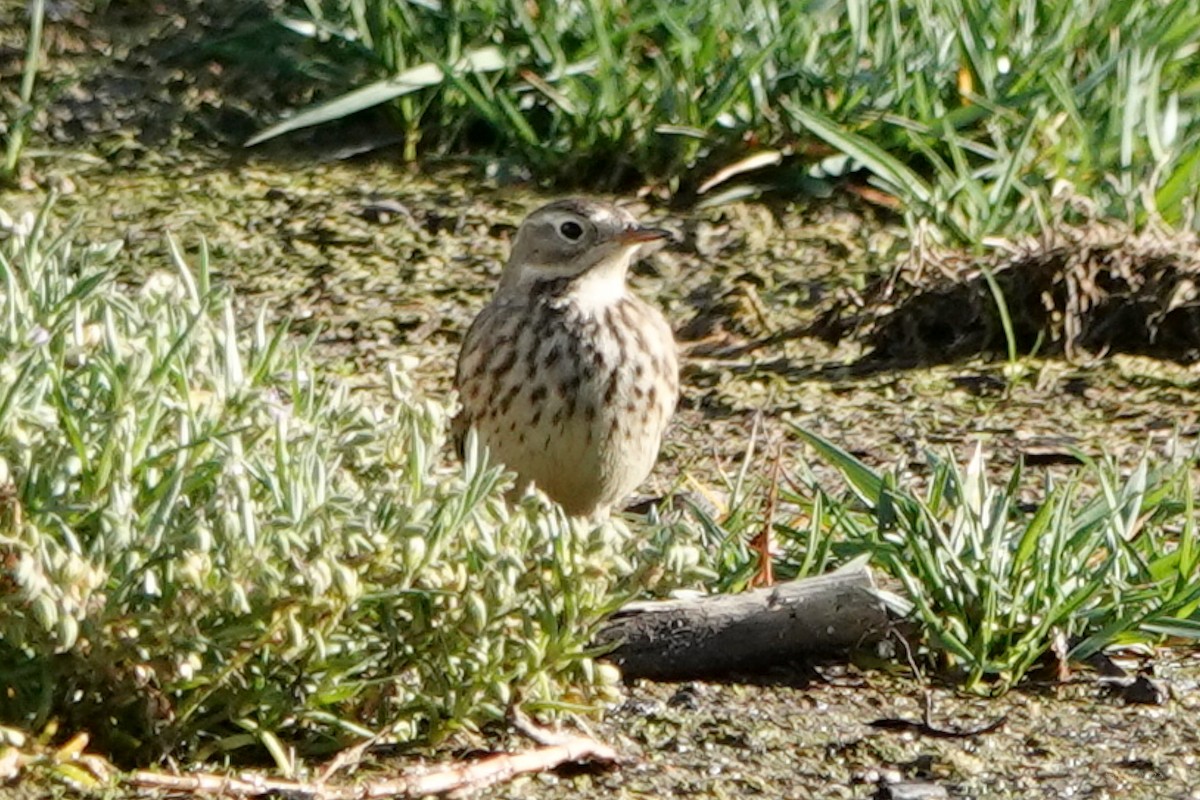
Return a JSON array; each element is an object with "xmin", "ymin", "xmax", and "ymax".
[{"xmin": 129, "ymin": 733, "xmax": 618, "ymax": 799}]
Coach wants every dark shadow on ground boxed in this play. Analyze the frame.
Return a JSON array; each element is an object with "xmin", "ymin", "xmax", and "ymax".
[
  {"xmin": 11, "ymin": 0, "xmax": 399, "ymax": 166},
  {"xmin": 814, "ymin": 224, "xmax": 1200, "ymax": 367}
]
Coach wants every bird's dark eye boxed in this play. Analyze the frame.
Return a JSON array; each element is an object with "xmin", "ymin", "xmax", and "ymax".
[{"xmin": 559, "ymin": 220, "xmax": 584, "ymax": 241}]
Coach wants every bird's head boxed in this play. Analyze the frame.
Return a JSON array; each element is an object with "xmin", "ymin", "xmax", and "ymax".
[{"xmin": 498, "ymin": 199, "xmax": 671, "ymax": 295}]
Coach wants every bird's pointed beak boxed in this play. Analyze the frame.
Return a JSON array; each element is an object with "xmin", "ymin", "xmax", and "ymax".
[{"xmin": 618, "ymin": 225, "xmax": 674, "ymax": 245}]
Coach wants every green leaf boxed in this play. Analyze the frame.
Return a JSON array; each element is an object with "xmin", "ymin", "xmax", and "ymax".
[
  {"xmin": 781, "ymin": 101, "xmax": 932, "ymax": 205},
  {"xmin": 1141, "ymin": 618, "xmax": 1200, "ymax": 639},
  {"xmin": 245, "ymin": 46, "xmax": 506, "ymax": 146},
  {"xmin": 1155, "ymin": 145, "xmax": 1200, "ymax": 219},
  {"xmin": 791, "ymin": 425, "xmax": 885, "ymax": 509}
]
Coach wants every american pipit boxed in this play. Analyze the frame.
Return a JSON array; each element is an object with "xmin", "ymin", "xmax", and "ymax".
[{"xmin": 454, "ymin": 198, "xmax": 679, "ymax": 519}]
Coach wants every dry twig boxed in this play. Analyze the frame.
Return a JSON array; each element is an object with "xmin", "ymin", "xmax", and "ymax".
[
  {"xmin": 129, "ymin": 732, "xmax": 618, "ymax": 799},
  {"xmin": 868, "ymin": 631, "xmax": 1007, "ymax": 739}
]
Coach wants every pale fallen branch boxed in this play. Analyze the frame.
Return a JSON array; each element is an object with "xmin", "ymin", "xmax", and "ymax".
[
  {"xmin": 595, "ymin": 561, "xmax": 888, "ymax": 680},
  {"xmin": 128, "ymin": 733, "xmax": 618, "ymax": 799}
]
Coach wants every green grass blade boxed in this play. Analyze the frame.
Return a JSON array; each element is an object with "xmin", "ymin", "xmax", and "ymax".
[
  {"xmin": 782, "ymin": 101, "xmax": 932, "ymax": 205},
  {"xmin": 246, "ymin": 46, "xmax": 505, "ymax": 146}
]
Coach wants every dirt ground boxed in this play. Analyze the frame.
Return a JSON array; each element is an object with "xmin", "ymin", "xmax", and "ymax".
[{"xmin": 3, "ymin": 1, "xmax": 1200, "ymax": 797}]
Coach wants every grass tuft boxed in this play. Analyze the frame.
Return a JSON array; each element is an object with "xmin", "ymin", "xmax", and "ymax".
[{"xmin": 791, "ymin": 426, "xmax": 1200, "ymax": 691}]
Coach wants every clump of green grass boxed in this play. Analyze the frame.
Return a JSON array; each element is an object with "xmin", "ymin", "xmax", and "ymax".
[
  {"xmin": 251, "ymin": 0, "xmax": 1200, "ymax": 238},
  {"xmin": 791, "ymin": 428, "xmax": 1200, "ymax": 691},
  {"xmin": 0, "ymin": 198, "xmax": 709, "ymax": 764}
]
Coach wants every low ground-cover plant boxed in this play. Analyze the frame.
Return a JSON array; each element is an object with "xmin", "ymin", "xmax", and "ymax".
[
  {"xmin": 0, "ymin": 200, "xmax": 708, "ymax": 764},
  {"xmin": 790, "ymin": 427, "xmax": 1200, "ymax": 691},
  {"xmin": 251, "ymin": 0, "xmax": 1200, "ymax": 238}
]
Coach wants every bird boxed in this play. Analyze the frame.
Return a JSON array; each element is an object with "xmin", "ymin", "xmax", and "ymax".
[{"xmin": 454, "ymin": 198, "xmax": 679, "ymax": 519}]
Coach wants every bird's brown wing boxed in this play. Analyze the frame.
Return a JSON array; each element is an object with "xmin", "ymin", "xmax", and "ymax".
[{"xmin": 451, "ymin": 301, "xmax": 505, "ymax": 461}]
